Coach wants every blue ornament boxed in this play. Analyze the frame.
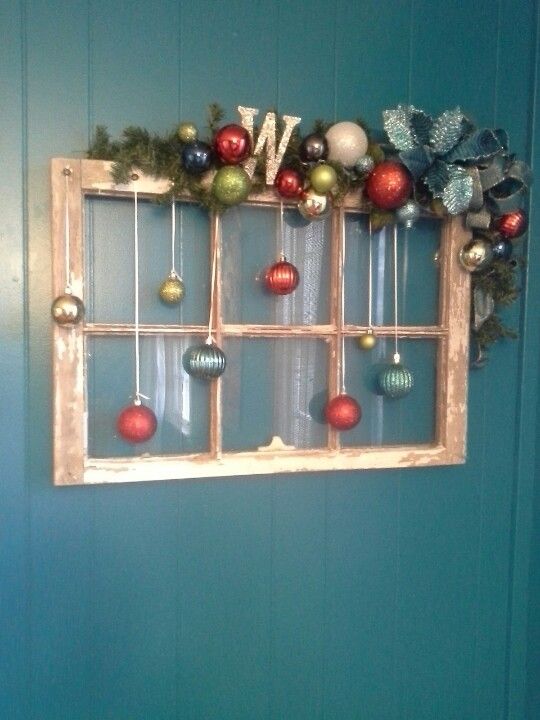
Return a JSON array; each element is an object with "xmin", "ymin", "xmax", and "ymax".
[
  {"xmin": 491, "ymin": 238, "xmax": 513, "ymax": 261},
  {"xmin": 181, "ymin": 141, "xmax": 213, "ymax": 175},
  {"xmin": 378, "ymin": 362, "xmax": 413, "ymax": 399},
  {"xmin": 183, "ymin": 342, "xmax": 226, "ymax": 379}
]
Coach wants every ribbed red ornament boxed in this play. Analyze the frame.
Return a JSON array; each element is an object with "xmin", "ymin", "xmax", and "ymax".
[
  {"xmin": 214, "ymin": 124, "xmax": 251, "ymax": 165},
  {"xmin": 274, "ymin": 167, "xmax": 304, "ymax": 198},
  {"xmin": 324, "ymin": 394, "xmax": 362, "ymax": 430},
  {"xmin": 116, "ymin": 403, "xmax": 157, "ymax": 443},
  {"xmin": 496, "ymin": 209, "xmax": 528, "ymax": 239},
  {"xmin": 264, "ymin": 259, "xmax": 300, "ymax": 295},
  {"xmin": 365, "ymin": 161, "xmax": 413, "ymax": 210}
]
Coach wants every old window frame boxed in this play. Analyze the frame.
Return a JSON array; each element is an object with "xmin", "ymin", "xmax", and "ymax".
[{"xmin": 51, "ymin": 157, "xmax": 471, "ymax": 485}]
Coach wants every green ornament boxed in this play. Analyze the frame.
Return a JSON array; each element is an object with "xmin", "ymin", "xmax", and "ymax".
[
  {"xmin": 378, "ymin": 360, "xmax": 413, "ymax": 398},
  {"xmin": 177, "ymin": 122, "xmax": 198, "ymax": 143},
  {"xmin": 309, "ymin": 163, "xmax": 338, "ymax": 193},
  {"xmin": 212, "ymin": 165, "xmax": 251, "ymax": 206}
]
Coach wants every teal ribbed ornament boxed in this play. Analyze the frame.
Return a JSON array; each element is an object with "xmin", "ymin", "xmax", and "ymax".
[
  {"xmin": 378, "ymin": 362, "xmax": 413, "ymax": 399},
  {"xmin": 183, "ymin": 342, "xmax": 226, "ymax": 380}
]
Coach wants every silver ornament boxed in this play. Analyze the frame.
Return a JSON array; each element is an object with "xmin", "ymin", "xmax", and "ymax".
[
  {"xmin": 355, "ymin": 154, "xmax": 375, "ymax": 176},
  {"xmin": 396, "ymin": 200, "xmax": 421, "ymax": 228},
  {"xmin": 458, "ymin": 238, "xmax": 493, "ymax": 273},
  {"xmin": 297, "ymin": 189, "xmax": 331, "ymax": 221}
]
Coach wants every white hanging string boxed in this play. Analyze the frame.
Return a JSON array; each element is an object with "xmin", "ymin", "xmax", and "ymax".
[
  {"xmin": 170, "ymin": 200, "xmax": 177, "ymax": 276},
  {"xmin": 279, "ymin": 201, "xmax": 285, "ymax": 260},
  {"xmin": 133, "ymin": 181, "xmax": 142, "ymax": 404},
  {"xmin": 63, "ymin": 167, "xmax": 72, "ymax": 293},
  {"xmin": 340, "ymin": 212, "xmax": 346, "ymax": 393},
  {"xmin": 179, "ymin": 204, "xmax": 184, "ymax": 279},
  {"xmin": 367, "ymin": 216, "xmax": 373, "ymax": 329},
  {"xmin": 206, "ymin": 223, "xmax": 219, "ymax": 345},
  {"xmin": 393, "ymin": 222, "xmax": 400, "ymax": 363}
]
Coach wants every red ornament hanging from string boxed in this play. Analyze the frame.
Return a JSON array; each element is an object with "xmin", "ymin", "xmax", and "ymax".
[
  {"xmin": 264, "ymin": 258, "xmax": 300, "ymax": 295},
  {"xmin": 325, "ymin": 394, "xmax": 362, "ymax": 431},
  {"xmin": 116, "ymin": 403, "xmax": 157, "ymax": 443}
]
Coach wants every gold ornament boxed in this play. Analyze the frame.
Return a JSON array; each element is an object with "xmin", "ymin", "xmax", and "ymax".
[
  {"xmin": 177, "ymin": 122, "xmax": 198, "ymax": 143},
  {"xmin": 309, "ymin": 164, "xmax": 338, "ymax": 194},
  {"xmin": 238, "ymin": 106, "xmax": 301, "ymax": 185},
  {"xmin": 298, "ymin": 189, "xmax": 330, "ymax": 220},
  {"xmin": 459, "ymin": 238, "xmax": 493, "ymax": 273},
  {"xmin": 357, "ymin": 331, "xmax": 377, "ymax": 350},
  {"xmin": 159, "ymin": 274, "xmax": 185, "ymax": 304},
  {"xmin": 51, "ymin": 293, "xmax": 84, "ymax": 325}
]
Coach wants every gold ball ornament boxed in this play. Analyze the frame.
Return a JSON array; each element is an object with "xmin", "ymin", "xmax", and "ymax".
[
  {"xmin": 212, "ymin": 165, "xmax": 251, "ymax": 206},
  {"xmin": 177, "ymin": 122, "xmax": 198, "ymax": 143},
  {"xmin": 298, "ymin": 189, "xmax": 331, "ymax": 221},
  {"xmin": 357, "ymin": 331, "xmax": 377, "ymax": 350},
  {"xmin": 309, "ymin": 163, "xmax": 338, "ymax": 194},
  {"xmin": 459, "ymin": 238, "xmax": 494, "ymax": 273},
  {"xmin": 51, "ymin": 293, "xmax": 84, "ymax": 325},
  {"xmin": 159, "ymin": 274, "xmax": 185, "ymax": 305}
]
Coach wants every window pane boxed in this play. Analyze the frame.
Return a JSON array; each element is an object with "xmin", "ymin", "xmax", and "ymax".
[
  {"xmin": 344, "ymin": 213, "xmax": 440, "ymax": 327},
  {"xmin": 221, "ymin": 337, "xmax": 329, "ymax": 451},
  {"xmin": 87, "ymin": 335, "xmax": 210, "ymax": 457},
  {"xmin": 340, "ymin": 337, "xmax": 437, "ymax": 447},
  {"xmin": 85, "ymin": 197, "xmax": 210, "ymax": 325},
  {"xmin": 221, "ymin": 205, "xmax": 331, "ymax": 325}
]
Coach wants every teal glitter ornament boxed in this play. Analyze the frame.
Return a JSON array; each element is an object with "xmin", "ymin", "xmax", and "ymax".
[
  {"xmin": 378, "ymin": 355, "xmax": 414, "ymax": 399},
  {"xmin": 183, "ymin": 341, "xmax": 226, "ymax": 380}
]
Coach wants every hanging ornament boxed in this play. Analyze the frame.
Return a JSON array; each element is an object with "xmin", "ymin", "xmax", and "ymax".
[
  {"xmin": 491, "ymin": 237, "xmax": 513, "ymax": 261},
  {"xmin": 159, "ymin": 200, "xmax": 185, "ymax": 305},
  {"xmin": 177, "ymin": 122, "xmax": 198, "ymax": 143},
  {"xmin": 365, "ymin": 161, "xmax": 413, "ymax": 210},
  {"xmin": 183, "ymin": 341, "xmax": 226, "ymax": 379},
  {"xmin": 214, "ymin": 123, "xmax": 252, "ymax": 165},
  {"xmin": 309, "ymin": 163, "xmax": 338, "ymax": 194},
  {"xmin": 325, "ymin": 394, "xmax": 362, "ymax": 430},
  {"xmin": 265, "ymin": 258, "xmax": 299, "ymax": 295},
  {"xmin": 212, "ymin": 165, "xmax": 251, "ymax": 205},
  {"xmin": 298, "ymin": 133, "xmax": 329, "ymax": 163},
  {"xmin": 52, "ymin": 166, "xmax": 85, "ymax": 325},
  {"xmin": 325, "ymin": 121, "xmax": 369, "ymax": 168},
  {"xmin": 116, "ymin": 402, "xmax": 157, "ymax": 443},
  {"xmin": 357, "ymin": 217, "xmax": 377, "ymax": 350},
  {"xmin": 298, "ymin": 188, "xmax": 330, "ymax": 220},
  {"xmin": 355, "ymin": 154, "xmax": 375, "ymax": 176},
  {"xmin": 357, "ymin": 330, "xmax": 377, "ymax": 351},
  {"xmin": 459, "ymin": 237, "xmax": 494, "ymax": 272},
  {"xmin": 378, "ymin": 224, "xmax": 413, "ymax": 399},
  {"xmin": 274, "ymin": 167, "xmax": 304, "ymax": 198},
  {"xmin": 117, "ymin": 179, "xmax": 158, "ymax": 443},
  {"xmin": 496, "ymin": 209, "xmax": 528, "ymax": 239},
  {"xmin": 396, "ymin": 199, "xmax": 421, "ymax": 228},
  {"xmin": 378, "ymin": 358, "xmax": 414, "ymax": 399},
  {"xmin": 182, "ymin": 140, "xmax": 213, "ymax": 174}
]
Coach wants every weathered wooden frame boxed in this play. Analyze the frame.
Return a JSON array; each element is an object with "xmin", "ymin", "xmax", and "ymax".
[{"xmin": 51, "ymin": 158, "xmax": 471, "ymax": 485}]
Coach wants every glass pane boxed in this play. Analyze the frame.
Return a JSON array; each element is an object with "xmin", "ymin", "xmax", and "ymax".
[
  {"xmin": 221, "ymin": 205, "xmax": 331, "ymax": 325},
  {"xmin": 85, "ymin": 197, "xmax": 210, "ymax": 325},
  {"xmin": 87, "ymin": 335, "xmax": 209, "ymax": 457},
  {"xmin": 344, "ymin": 213, "xmax": 440, "ymax": 327},
  {"xmin": 340, "ymin": 337, "xmax": 437, "ymax": 447},
  {"xmin": 221, "ymin": 337, "xmax": 329, "ymax": 451}
]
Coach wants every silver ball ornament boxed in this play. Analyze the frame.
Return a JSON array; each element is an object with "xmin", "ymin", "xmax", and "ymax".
[
  {"xmin": 355, "ymin": 155, "xmax": 375, "ymax": 176},
  {"xmin": 396, "ymin": 200, "xmax": 421, "ymax": 228},
  {"xmin": 298, "ymin": 189, "xmax": 331, "ymax": 221}
]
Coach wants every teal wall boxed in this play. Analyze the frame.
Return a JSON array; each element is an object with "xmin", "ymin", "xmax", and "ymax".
[{"xmin": 2, "ymin": 1, "xmax": 540, "ymax": 718}]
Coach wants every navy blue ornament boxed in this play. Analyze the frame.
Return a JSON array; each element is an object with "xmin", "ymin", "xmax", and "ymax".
[
  {"xmin": 491, "ymin": 238, "xmax": 513, "ymax": 261},
  {"xmin": 181, "ymin": 141, "xmax": 213, "ymax": 174},
  {"xmin": 183, "ymin": 342, "xmax": 226, "ymax": 379}
]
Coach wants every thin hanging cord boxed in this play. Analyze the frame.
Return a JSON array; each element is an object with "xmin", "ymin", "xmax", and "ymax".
[
  {"xmin": 367, "ymin": 216, "xmax": 373, "ymax": 329},
  {"xmin": 133, "ymin": 185, "xmax": 142, "ymax": 404},
  {"xmin": 206, "ymin": 222, "xmax": 219, "ymax": 344},
  {"xmin": 178, "ymin": 205, "xmax": 184, "ymax": 279},
  {"xmin": 340, "ymin": 212, "xmax": 346, "ymax": 393},
  {"xmin": 393, "ymin": 223, "xmax": 400, "ymax": 363},
  {"xmin": 279, "ymin": 201, "xmax": 285, "ymax": 260},
  {"xmin": 63, "ymin": 167, "xmax": 72, "ymax": 293},
  {"xmin": 170, "ymin": 200, "xmax": 177, "ymax": 276}
]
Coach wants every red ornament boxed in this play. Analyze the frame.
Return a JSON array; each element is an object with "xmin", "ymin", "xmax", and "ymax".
[
  {"xmin": 325, "ymin": 394, "xmax": 362, "ymax": 431},
  {"xmin": 116, "ymin": 403, "xmax": 157, "ymax": 443},
  {"xmin": 264, "ymin": 259, "xmax": 300, "ymax": 295},
  {"xmin": 365, "ymin": 161, "xmax": 413, "ymax": 210},
  {"xmin": 274, "ymin": 167, "xmax": 304, "ymax": 198},
  {"xmin": 496, "ymin": 209, "xmax": 528, "ymax": 239},
  {"xmin": 214, "ymin": 124, "xmax": 251, "ymax": 165}
]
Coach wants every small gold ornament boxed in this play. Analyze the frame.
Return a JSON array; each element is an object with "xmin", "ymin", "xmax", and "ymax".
[
  {"xmin": 177, "ymin": 122, "xmax": 198, "ymax": 143},
  {"xmin": 459, "ymin": 238, "xmax": 493, "ymax": 273},
  {"xmin": 51, "ymin": 293, "xmax": 84, "ymax": 325},
  {"xmin": 309, "ymin": 163, "xmax": 338, "ymax": 194},
  {"xmin": 357, "ymin": 331, "xmax": 377, "ymax": 350},
  {"xmin": 159, "ymin": 273, "xmax": 185, "ymax": 305}
]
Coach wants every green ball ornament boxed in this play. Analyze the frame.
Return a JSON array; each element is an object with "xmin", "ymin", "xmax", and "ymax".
[
  {"xmin": 212, "ymin": 165, "xmax": 251, "ymax": 206},
  {"xmin": 378, "ymin": 359, "xmax": 413, "ymax": 399},
  {"xmin": 159, "ymin": 273, "xmax": 185, "ymax": 305},
  {"xmin": 183, "ymin": 342, "xmax": 226, "ymax": 380},
  {"xmin": 309, "ymin": 163, "xmax": 338, "ymax": 194},
  {"xmin": 177, "ymin": 122, "xmax": 198, "ymax": 143}
]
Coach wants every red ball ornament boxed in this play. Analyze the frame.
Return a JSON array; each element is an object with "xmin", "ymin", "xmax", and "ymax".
[
  {"xmin": 274, "ymin": 167, "xmax": 304, "ymax": 198},
  {"xmin": 264, "ymin": 259, "xmax": 300, "ymax": 295},
  {"xmin": 325, "ymin": 394, "xmax": 362, "ymax": 430},
  {"xmin": 365, "ymin": 161, "xmax": 413, "ymax": 210},
  {"xmin": 116, "ymin": 403, "xmax": 157, "ymax": 444},
  {"xmin": 214, "ymin": 124, "xmax": 251, "ymax": 165},
  {"xmin": 496, "ymin": 209, "xmax": 528, "ymax": 239}
]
